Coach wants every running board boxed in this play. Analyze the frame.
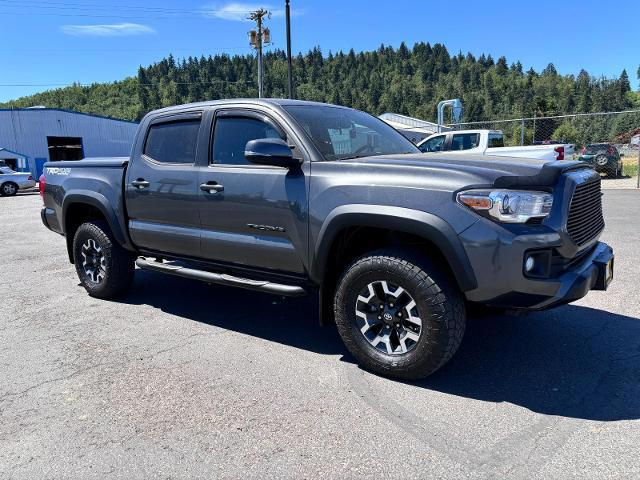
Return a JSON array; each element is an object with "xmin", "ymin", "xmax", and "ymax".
[{"xmin": 135, "ymin": 257, "xmax": 307, "ymax": 297}]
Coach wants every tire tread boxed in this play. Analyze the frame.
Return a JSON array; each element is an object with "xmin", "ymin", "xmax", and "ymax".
[
  {"xmin": 72, "ymin": 220, "xmax": 134, "ymax": 298},
  {"xmin": 334, "ymin": 249, "xmax": 465, "ymax": 380}
]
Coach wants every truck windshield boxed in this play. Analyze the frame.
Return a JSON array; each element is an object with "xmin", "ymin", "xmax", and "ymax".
[{"xmin": 283, "ymin": 105, "xmax": 419, "ymax": 161}]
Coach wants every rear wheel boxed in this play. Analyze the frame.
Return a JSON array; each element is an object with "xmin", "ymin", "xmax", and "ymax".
[
  {"xmin": 334, "ymin": 249, "xmax": 466, "ymax": 380},
  {"xmin": 594, "ymin": 154, "xmax": 612, "ymax": 176},
  {"xmin": 0, "ymin": 182, "xmax": 18, "ymax": 196},
  {"xmin": 72, "ymin": 221, "xmax": 134, "ymax": 298}
]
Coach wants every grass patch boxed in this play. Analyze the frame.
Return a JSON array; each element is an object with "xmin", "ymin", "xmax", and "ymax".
[
  {"xmin": 623, "ymin": 162, "xmax": 639, "ymax": 178},
  {"xmin": 621, "ymin": 156, "xmax": 639, "ymax": 177},
  {"xmin": 620, "ymin": 158, "xmax": 638, "ymax": 177}
]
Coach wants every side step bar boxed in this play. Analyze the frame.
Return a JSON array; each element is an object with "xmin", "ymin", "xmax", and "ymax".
[{"xmin": 135, "ymin": 257, "xmax": 308, "ymax": 297}]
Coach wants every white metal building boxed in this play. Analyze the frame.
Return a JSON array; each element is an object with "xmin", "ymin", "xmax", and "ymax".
[
  {"xmin": 0, "ymin": 107, "xmax": 138, "ymax": 178},
  {"xmin": 379, "ymin": 112, "xmax": 450, "ymax": 144}
]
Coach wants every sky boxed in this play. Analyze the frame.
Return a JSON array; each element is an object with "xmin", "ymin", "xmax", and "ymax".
[{"xmin": 2, "ymin": 0, "xmax": 639, "ymax": 103}]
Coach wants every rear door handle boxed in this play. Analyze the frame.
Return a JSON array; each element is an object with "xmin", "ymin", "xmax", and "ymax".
[
  {"xmin": 131, "ymin": 179, "xmax": 150, "ymax": 188},
  {"xmin": 200, "ymin": 182, "xmax": 224, "ymax": 193}
]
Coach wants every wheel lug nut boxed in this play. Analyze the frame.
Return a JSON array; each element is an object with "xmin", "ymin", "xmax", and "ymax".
[
  {"xmin": 395, "ymin": 323, "xmax": 400, "ymax": 328},
  {"xmin": 378, "ymin": 315, "xmax": 382, "ymax": 320},
  {"xmin": 389, "ymin": 303, "xmax": 394, "ymax": 308},
  {"xmin": 379, "ymin": 304, "xmax": 384, "ymax": 309}
]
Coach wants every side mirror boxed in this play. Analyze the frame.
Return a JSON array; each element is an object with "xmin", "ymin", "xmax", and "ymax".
[{"xmin": 245, "ymin": 138, "xmax": 301, "ymax": 168}]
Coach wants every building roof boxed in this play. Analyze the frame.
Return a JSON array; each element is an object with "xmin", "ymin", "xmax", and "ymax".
[
  {"xmin": 0, "ymin": 147, "xmax": 29, "ymax": 158},
  {"xmin": 378, "ymin": 112, "xmax": 449, "ymax": 134},
  {"xmin": 0, "ymin": 107, "xmax": 138, "ymax": 124}
]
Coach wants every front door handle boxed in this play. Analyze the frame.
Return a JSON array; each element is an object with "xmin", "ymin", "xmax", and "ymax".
[
  {"xmin": 131, "ymin": 179, "xmax": 150, "ymax": 189},
  {"xmin": 200, "ymin": 182, "xmax": 224, "ymax": 193}
]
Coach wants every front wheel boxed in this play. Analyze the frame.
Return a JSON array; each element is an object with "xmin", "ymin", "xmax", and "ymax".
[
  {"xmin": 334, "ymin": 250, "xmax": 466, "ymax": 380},
  {"xmin": 72, "ymin": 221, "xmax": 134, "ymax": 298}
]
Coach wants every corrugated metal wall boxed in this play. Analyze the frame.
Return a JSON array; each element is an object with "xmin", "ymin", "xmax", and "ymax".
[{"xmin": 0, "ymin": 109, "xmax": 138, "ymax": 175}]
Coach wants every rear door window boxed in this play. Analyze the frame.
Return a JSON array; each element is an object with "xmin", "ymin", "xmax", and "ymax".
[
  {"xmin": 144, "ymin": 119, "xmax": 201, "ymax": 164},
  {"xmin": 451, "ymin": 133, "xmax": 481, "ymax": 151}
]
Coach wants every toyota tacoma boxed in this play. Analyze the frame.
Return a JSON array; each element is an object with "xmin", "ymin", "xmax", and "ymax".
[{"xmin": 40, "ymin": 99, "xmax": 614, "ymax": 379}]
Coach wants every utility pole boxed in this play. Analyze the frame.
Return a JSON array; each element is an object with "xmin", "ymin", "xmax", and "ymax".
[
  {"xmin": 285, "ymin": 0, "xmax": 294, "ymax": 99},
  {"xmin": 248, "ymin": 9, "xmax": 270, "ymax": 98}
]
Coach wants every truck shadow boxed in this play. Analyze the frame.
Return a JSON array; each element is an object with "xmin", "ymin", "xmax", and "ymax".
[
  {"xmin": 412, "ymin": 306, "xmax": 640, "ymax": 422},
  {"xmin": 121, "ymin": 270, "xmax": 640, "ymax": 422},
  {"xmin": 122, "ymin": 269, "xmax": 340, "ymax": 356}
]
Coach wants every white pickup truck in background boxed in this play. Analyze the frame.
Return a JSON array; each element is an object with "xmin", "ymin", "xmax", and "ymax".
[{"xmin": 417, "ymin": 129, "xmax": 574, "ymax": 161}]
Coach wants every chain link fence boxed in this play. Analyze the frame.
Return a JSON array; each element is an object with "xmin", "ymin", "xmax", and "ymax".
[{"xmin": 448, "ymin": 110, "xmax": 640, "ymax": 188}]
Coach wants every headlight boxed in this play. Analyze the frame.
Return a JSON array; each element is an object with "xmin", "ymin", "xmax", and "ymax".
[{"xmin": 457, "ymin": 189, "xmax": 553, "ymax": 223}]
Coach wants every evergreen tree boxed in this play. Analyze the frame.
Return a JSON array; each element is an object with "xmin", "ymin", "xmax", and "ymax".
[{"xmin": 1, "ymin": 43, "xmax": 633, "ymax": 127}]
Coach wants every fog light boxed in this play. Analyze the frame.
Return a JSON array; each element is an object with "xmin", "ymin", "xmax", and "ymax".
[{"xmin": 525, "ymin": 256, "xmax": 535, "ymax": 272}]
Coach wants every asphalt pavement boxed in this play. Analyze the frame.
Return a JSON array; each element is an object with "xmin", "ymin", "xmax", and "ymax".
[{"xmin": 1, "ymin": 191, "xmax": 639, "ymax": 479}]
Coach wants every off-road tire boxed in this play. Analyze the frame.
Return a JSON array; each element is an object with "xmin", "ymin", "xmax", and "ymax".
[
  {"xmin": 0, "ymin": 182, "xmax": 18, "ymax": 196},
  {"xmin": 72, "ymin": 220, "xmax": 134, "ymax": 298},
  {"xmin": 334, "ymin": 249, "xmax": 466, "ymax": 380}
]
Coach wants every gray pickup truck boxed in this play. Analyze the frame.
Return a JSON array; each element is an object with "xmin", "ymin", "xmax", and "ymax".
[{"xmin": 40, "ymin": 99, "xmax": 614, "ymax": 379}]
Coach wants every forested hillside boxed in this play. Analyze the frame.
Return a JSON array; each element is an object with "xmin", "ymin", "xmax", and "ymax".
[{"xmin": 2, "ymin": 42, "xmax": 638, "ymax": 125}]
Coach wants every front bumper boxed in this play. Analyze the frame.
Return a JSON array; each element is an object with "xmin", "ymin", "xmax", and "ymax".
[{"xmin": 460, "ymin": 219, "xmax": 614, "ymax": 310}]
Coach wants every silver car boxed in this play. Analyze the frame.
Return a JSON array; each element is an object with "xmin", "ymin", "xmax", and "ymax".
[{"xmin": 0, "ymin": 166, "xmax": 36, "ymax": 196}]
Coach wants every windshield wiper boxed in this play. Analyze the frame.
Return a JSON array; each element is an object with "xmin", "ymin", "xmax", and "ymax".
[{"xmin": 337, "ymin": 154, "xmax": 371, "ymax": 161}]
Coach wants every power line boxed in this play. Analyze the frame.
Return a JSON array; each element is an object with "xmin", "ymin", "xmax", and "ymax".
[
  {"xmin": 0, "ymin": 0, "xmax": 204, "ymax": 12},
  {"xmin": 0, "ymin": 0, "xmax": 253, "ymax": 15},
  {"xmin": 0, "ymin": 10, "xmax": 250, "ymax": 19},
  {"xmin": 0, "ymin": 80, "xmax": 255, "ymax": 87},
  {"xmin": 0, "ymin": 1, "xmax": 258, "ymax": 19},
  {"xmin": 2, "ymin": 47, "xmax": 252, "ymax": 52},
  {"xmin": 0, "ymin": 0, "xmax": 251, "ymax": 13}
]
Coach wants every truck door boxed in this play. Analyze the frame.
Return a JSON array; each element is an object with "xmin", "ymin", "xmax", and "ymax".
[
  {"xmin": 125, "ymin": 112, "xmax": 205, "ymax": 257},
  {"xmin": 197, "ymin": 109, "xmax": 309, "ymax": 275}
]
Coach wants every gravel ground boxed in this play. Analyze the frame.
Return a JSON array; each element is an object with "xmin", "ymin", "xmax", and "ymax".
[
  {"xmin": 1, "ymin": 192, "xmax": 639, "ymax": 479},
  {"xmin": 600, "ymin": 176, "xmax": 638, "ymax": 189}
]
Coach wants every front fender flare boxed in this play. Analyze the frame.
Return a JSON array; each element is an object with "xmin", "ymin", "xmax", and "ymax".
[{"xmin": 311, "ymin": 205, "xmax": 477, "ymax": 292}]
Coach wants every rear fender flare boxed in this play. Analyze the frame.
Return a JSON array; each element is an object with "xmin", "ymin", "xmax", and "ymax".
[{"xmin": 62, "ymin": 191, "xmax": 133, "ymax": 261}]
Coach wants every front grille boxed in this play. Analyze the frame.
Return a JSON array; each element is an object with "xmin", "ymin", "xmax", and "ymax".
[{"xmin": 566, "ymin": 176, "xmax": 604, "ymax": 246}]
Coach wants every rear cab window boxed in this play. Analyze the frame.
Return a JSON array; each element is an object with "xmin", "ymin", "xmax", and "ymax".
[
  {"xmin": 144, "ymin": 118, "xmax": 201, "ymax": 164},
  {"xmin": 451, "ymin": 133, "xmax": 481, "ymax": 151},
  {"xmin": 487, "ymin": 132, "xmax": 505, "ymax": 148}
]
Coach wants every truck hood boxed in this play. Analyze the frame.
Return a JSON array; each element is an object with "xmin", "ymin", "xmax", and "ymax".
[{"xmin": 342, "ymin": 153, "xmax": 587, "ymax": 188}]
